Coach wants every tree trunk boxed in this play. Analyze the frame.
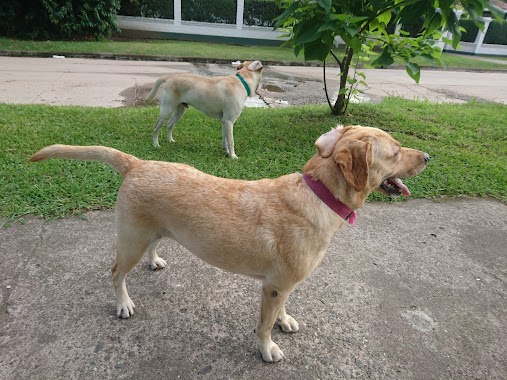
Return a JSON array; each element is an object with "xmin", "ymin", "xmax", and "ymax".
[{"xmin": 332, "ymin": 47, "xmax": 355, "ymax": 115}]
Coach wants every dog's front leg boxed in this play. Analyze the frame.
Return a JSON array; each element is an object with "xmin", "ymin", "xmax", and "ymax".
[
  {"xmin": 221, "ymin": 120, "xmax": 237, "ymax": 159},
  {"xmin": 256, "ymin": 284, "xmax": 291, "ymax": 362}
]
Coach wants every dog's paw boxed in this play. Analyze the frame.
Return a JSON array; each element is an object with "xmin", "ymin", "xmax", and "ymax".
[
  {"xmin": 117, "ymin": 298, "xmax": 135, "ymax": 319},
  {"xmin": 260, "ymin": 341, "xmax": 285, "ymax": 363},
  {"xmin": 277, "ymin": 314, "xmax": 300, "ymax": 333},
  {"xmin": 150, "ymin": 257, "xmax": 167, "ymax": 270},
  {"xmin": 229, "ymin": 154, "xmax": 238, "ymax": 159}
]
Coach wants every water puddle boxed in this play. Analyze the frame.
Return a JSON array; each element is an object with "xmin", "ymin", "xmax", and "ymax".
[{"xmin": 263, "ymin": 84, "xmax": 285, "ymax": 93}]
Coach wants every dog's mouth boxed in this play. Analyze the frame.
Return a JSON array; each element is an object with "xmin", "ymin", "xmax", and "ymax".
[{"xmin": 378, "ymin": 177, "xmax": 410, "ymax": 197}]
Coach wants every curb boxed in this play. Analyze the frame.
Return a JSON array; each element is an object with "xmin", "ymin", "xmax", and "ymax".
[{"xmin": 0, "ymin": 50, "xmax": 325, "ymax": 67}]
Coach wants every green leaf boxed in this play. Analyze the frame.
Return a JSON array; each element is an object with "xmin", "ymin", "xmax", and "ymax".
[
  {"xmin": 405, "ymin": 62, "xmax": 421, "ymax": 83},
  {"xmin": 294, "ymin": 20, "xmax": 323, "ymax": 45},
  {"xmin": 371, "ymin": 48, "xmax": 394, "ymax": 67},
  {"xmin": 344, "ymin": 24, "xmax": 359, "ymax": 37},
  {"xmin": 317, "ymin": 20, "xmax": 339, "ymax": 33},
  {"xmin": 446, "ymin": 11, "xmax": 462, "ymax": 49},
  {"xmin": 351, "ymin": 37, "xmax": 363, "ymax": 53},
  {"xmin": 333, "ymin": 14, "xmax": 352, "ymax": 21},
  {"xmin": 424, "ymin": 11, "xmax": 443, "ymax": 37},
  {"xmin": 376, "ymin": 10, "xmax": 392, "ymax": 26},
  {"xmin": 303, "ymin": 40, "xmax": 329, "ymax": 61},
  {"xmin": 317, "ymin": 0, "xmax": 332, "ymax": 13},
  {"xmin": 421, "ymin": 53, "xmax": 436, "ymax": 65},
  {"xmin": 273, "ymin": 2, "xmax": 300, "ymax": 30},
  {"xmin": 349, "ymin": 16, "xmax": 369, "ymax": 24},
  {"xmin": 294, "ymin": 44, "xmax": 303, "ymax": 57}
]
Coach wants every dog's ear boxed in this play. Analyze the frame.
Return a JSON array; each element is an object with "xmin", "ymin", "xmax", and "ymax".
[
  {"xmin": 335, "ymin": 140, "xmax": 372, "ymax": 192},
  {"xmin": 248, "ymin": 61, "xmax": 263, "ymax": 71},
  {"xmin": 315, "ymin": 125, "xmax": 346, "ymax": 158},
  {"xmin": 236, "ymin": 62, "xmax": 245, "ymax": 71}
]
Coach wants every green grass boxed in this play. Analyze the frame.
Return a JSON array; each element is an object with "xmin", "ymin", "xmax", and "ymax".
[
  {"xmin": 1, "ymin": 37, "xmax": 506, "ymax": 71},
  {"xmin": 0, "ymin": 37, "xmax": 306, "ymax": 63},
  {"xmin": 1, "ymin": 99, "xmax": 506, "ymax": 220}
]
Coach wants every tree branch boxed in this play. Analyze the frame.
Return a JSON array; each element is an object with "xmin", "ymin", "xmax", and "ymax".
[
  {"xmin": 329, "ymin": 49, "xmax": 342, "ymax": 67},
  {"xmin": 323, "ymin": 59, "xmax": 333, "ymax": 112}
]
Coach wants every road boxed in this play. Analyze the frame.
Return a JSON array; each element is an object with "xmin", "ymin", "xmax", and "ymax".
[{"xmin": 1, "ymin": 56, "xmax": 506, "ymax": 108}]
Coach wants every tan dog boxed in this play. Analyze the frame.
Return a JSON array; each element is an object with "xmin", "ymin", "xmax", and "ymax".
[
  {"xmin": 30, "ymin": 125, "xmax": 429, "ymax": 362},
  {"xmin": 145, "ymin": 60, "xmax": 263, "ymax": 158}
]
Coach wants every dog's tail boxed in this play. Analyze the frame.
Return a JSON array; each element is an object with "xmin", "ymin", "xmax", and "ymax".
[
  {"xmin": 29, "ymin": 145, "xmax": 140, "ymax": 177},
  {"xmin": 145, "ymin": 77, "xmax": 167, "ymax": 103}
]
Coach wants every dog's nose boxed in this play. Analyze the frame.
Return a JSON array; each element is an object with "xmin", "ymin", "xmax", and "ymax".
[{"xmin": 423, "ymin": 153, "xmax": 431, "ymax": 164}]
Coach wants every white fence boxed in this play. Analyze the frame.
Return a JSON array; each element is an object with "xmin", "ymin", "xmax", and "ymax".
[
  {"xmin": 117, "ymin": 2, "xmax": 507, "ymax": 56},
  {"xmin": 442, "ymin": 16, "xmax": 507, "ymax": 56},
  {"xmin": 117, "ymin": 0, "xmax": 286, "ymax": 45}
]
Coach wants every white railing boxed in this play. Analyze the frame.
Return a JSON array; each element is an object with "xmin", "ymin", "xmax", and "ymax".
[
  {"xmin": 118, "ymin": 2, "xmax": 506, "ymax": 56},
  {"xmin": 442, "ymin": 14, "xmax": 507, "ymax": 56},
  {"xmin": 117, "ymin": 0, "xmax": 286, "ymax": 43}
]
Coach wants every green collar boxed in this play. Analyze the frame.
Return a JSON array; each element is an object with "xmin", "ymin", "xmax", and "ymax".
[{"xmin": 236, "ymin": 73, "xmax": 251, "ymax": 96}]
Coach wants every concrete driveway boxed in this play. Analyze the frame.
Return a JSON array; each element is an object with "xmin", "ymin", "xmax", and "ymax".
[
  {"xmin": 1, "ymin": 199, "xmax": 506, "ymax": 379},
  {"xmin": 0, "ymin": 56, "xmax": 506, "ymax": 379}
]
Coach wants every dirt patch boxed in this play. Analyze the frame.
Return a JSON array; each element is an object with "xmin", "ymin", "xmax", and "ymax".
[{"xmin": 118, "ymin": 64, "xmax": 337, "ymax": 108}]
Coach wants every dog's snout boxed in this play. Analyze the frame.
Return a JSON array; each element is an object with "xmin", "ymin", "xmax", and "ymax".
[{"xmin": 423, "ymin": 153, "xmax": 431, "ymax": 164}]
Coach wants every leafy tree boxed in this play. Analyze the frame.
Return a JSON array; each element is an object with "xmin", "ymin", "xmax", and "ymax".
[{"xmin": 274, "ymin": 0, "xmax": 502, "ymax": 115}]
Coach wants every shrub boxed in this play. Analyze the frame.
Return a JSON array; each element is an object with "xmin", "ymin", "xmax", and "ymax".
[
  {"xmin": 118, "ymin": 0, "xmax": 282, "ymax": 26},
  {"xmin": 119, "ymin": 0, "xmax": 173, "ymax": 19},
  {"xmin": 484, "ymin": 20, "xmax": 507, "ymax": 45},
  {"xmin": 459, "ymin": 19, "xmax": 480, "ymax": 42},
  {"xmin": 181, "ymin": 0, "xmax": 236, "ymax": 24},
  {"xmin": 243, "ymin": 0, "xmax": 281, "ymax": 27},
  {"xmin": 0, "ymin": 0, "xmax": 120, "ymax": 40}
]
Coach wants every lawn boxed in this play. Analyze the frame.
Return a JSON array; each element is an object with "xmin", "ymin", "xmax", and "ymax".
[
  {"xmin": 1, "ymin": 37, "xmax": 507, "ymax": 71},
  {"xmin": 1, "ymin": 98, "xmax": 506, "ymax": 221}
]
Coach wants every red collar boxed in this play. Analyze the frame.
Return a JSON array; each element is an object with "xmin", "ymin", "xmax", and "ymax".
[{"xmin": 303, "ymin": 173, "xmax": 357, "ymax": 225}]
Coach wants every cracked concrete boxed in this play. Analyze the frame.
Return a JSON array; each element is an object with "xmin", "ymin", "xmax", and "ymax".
[{"xmin": 1, "ymin": 199, "xmax": 506, "ymax": 379}]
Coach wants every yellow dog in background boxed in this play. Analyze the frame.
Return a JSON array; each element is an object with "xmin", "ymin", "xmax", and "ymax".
[{"xmin": 145, "ymin": 60, "xmax": 263, "ymax": 158}]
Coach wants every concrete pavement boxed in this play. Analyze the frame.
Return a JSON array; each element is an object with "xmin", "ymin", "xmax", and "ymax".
[
  {"xmin": 1, "ymin": 199, "xmax": 506, "ymax": 379},
  {"xmin": 1, "ymin": 56, "xmax": 506, "ymax": 379},
  {"xmin": 1, "ymin": 56, "xmax": 507, "ymax": 107}
]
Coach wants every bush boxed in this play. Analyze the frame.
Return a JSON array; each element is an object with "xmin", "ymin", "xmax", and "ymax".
[
  {"xmin": 119, "ymin": 0, "xmax": 173, "ymax": 19},
  {"xmin": 484, "ymin": 20, "xmax": 507, "ymax": 45},
  {"xmin": 459, "ymin": 19, "xmax": 480, "ymax": 42},
  {"xmin": 244, "ymin": 0, "xmax": 281, "ymax": 27},
  {"xmin": 0, "ymin": 0, "xmax": 120, "ymax": 40},
  {"xmin": 181, "ymin": 0, "xmax": 236, "ymax": 24},
  {"xmin": 118, "ymin": 0, "xmax": 281, "ymax": 26}
]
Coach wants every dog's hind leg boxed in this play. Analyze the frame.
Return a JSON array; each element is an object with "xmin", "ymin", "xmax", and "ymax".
[
  {"xmin": 256, "ymin": 283, "xmax": 293, "ymax": 362},
  {"xmin": 147, "ymin": 239, "xmax": 167, "ymax": 270},
  {"xmin": 152, "ymin": 115, "xmax": 170, "ymax": 148},
  {"xmin": 112, "ymin": 226, "xmax": 155, "ymax": 318},
  {"xmin": 152, "ymin": 95, "xmax": 175, "ymax": 147},
  {"xmin": 166, "ymin": 104, "xmax": 186, "ymax": 144},
  {"xmin": 276, "ymin": 304, "xmax": 299, "ymax": 333}
]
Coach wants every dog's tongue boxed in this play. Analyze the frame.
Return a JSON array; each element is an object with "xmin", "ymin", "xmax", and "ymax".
[{"xmin": 391, "ymin": 177, "xmax": 411, "ymax": 196}]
